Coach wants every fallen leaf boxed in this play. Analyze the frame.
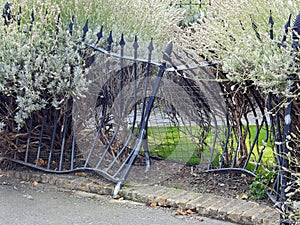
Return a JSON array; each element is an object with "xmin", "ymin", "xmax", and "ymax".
[
  {"xmin": 177, "ymin": 209, "xmax": 187, "ymax": 215},
  {"xmin": 149, "ymin": 202, "xmax": 157, "ymax": 207},
  {"xmin": 34, "ymin": 159, "xmax": 47, "ymax": 167},
  {"xmin": 32, "ymin": 181, "xmax": 38, "ymax": 187},
  {"xmin": 186, "ymin": 209, "xmax": 196, "ymax": 215},
  {"xmin": 197, "ymin": 217, "xmax": 204, "ymax": 222}
]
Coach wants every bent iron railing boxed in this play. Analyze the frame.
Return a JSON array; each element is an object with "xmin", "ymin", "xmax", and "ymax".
[
  {"xmin": 1, "ymin": 3, "xmax": 299, "ymax": 224},
  {"xmin": 0, "ymin": 4, "xmax": 218, "ymax": 196}
]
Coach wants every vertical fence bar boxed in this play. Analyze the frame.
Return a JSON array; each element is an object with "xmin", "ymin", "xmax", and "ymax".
[
  {"xmin": 119, "ymin": 34, "xmax": 125, "ymax": 122},
  {"xmin": 35, "ymin": 110, "xmax": 46, "ymax": 167},
  {"xmin": 248, "ymin": 85, "xmax": 270, "ymax": 174},
  {"xmin": 242, "ymin": 94, "xmax": 260, "ymax": 170},
  {"xmin": 231, "ymin": 124, "xmax": 241, "ymax": 168},
  {"xmin": 24, "ymin": 116, "xmax": 33, "ymax": 163},
  {"xmin": 131, "ymin": 36, "xmax": 139, "ymax": 132},
  {"xmin": 207, "ymin": 114, "xmax": 218, "ymax": 170},
  {"xmin": 59, "ymin": 113, "xmax": 67, "ymax": 171},
  {"xmin": 220, "ymin": 114, "xmax": 230, "ymax": 168},
  {"xmin": 47, "ymin": 110, "xmax": 58, "ymax": 169},
  {"xmin": 139, "ymin": 39, "xmax": 154, "ymax": 170},
  {"xmin": 59, "ymin": 99, "xmax": 72, "ymax": 171},
  {"xmin": 71, "ymin": 104, "xmax": 78, "ymax": 170}
]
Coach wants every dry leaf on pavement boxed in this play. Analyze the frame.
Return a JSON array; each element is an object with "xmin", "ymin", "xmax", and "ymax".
[
  {"xmin": 176, "ymin": 209, "xmax": 187, "ymax": 215},
  {"xmin": 32, "ymin": 181, "xmax": 38, "ymax": 187},
  {"xmin": 197, "ymin": 217, "xmax": 204, "ymax": 222},
  {"xmin": 149, "ymin": 202, "xmax": 158, "ymax": 207},
  {"xmin": 186, "ymin": 209, "xmax": 196, "ymax": 215}
]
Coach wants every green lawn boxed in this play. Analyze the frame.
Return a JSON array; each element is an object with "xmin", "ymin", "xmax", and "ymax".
[
  {"xmin": 145, "ymin": 125, "xmax": 220, "ymax": 165},
  {"xmin": 244, "ymin": 125, "xmax": 275, "ymax": 172},
  {"xmin": 144, "ymin": 125, "xmax": 276, "ymax": 170}
]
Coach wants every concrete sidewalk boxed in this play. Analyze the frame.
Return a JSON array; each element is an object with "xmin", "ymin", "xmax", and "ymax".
[{"xmin": 0, "ymin": 170, "xmax": 280, "ymax": 225}]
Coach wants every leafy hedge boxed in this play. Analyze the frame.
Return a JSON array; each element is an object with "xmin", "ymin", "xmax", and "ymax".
[
  {"xmin": 176, "ymin": 0, "xmax": 300, "ymax": 221},
  {"xmin": 0, "ymin": 0, "xmax": 187, "ymax": 130},
  {"xmin": 180, "ymin": 0, "xmax": 300, "ymax": 96},
  {"xmin": 0, "ymin": 2, "xmax": 90, "ymax": 130}
]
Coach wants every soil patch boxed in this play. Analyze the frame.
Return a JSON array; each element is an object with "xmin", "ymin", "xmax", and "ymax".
[{"xmin": 126, "ymin": 157, "xmax": 274, "ymax": 207}]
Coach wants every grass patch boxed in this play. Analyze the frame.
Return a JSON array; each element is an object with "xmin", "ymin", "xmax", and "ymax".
[
  {"xmin": 245, "ymin": 125, "xmax": 275, "ymax": 172},
  {"xmin": 145, "ymin": 125, "xmax": 276, "ymax": 169},
  {"xmin": 146, "ymin": 126, "xmax": 215, "ymax": 165}
]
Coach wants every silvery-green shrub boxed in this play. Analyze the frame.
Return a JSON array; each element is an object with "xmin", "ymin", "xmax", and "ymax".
[{"xmin": 0, "ymin": 1, "xmax": 90, "ymax": 128}]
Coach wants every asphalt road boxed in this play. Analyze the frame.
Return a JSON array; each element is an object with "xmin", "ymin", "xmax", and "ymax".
[{"xmin": 0, "ymin": 176, "xmax": 238, "ymax": 225}]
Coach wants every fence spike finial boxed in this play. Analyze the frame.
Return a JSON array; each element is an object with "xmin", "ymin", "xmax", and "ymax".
[
  {"xmin": 285, "ymin": 14, "xmax": 292, "ymax": 34},
  {"xmin": 148, "ymin": 38, "xmax": 154, "ymax": 52},
  {"xmin": 133, "ymin": 35, "xmax": 139, "ymax": 49},
  {"xmin": 133, "ymin": 35, "xmax": 139, "ymax": 59},
  {"xmin": 107, "ymin": 30, "xmax": 113, "ymax": 52},
  {"xmin": 281, "ymin": 14, "xmax": 292, "ymax": 45},
  {"xmin": 96, "ymin": 26, "xmax": 103, "ymax": 44},
  {"xmin": 82, "ymin": 19, "xmax": 89, "ymax": 41},
  {"xmin": 268, "ymin": 10, "xmax": 274, "ymax": 26},
  {"xmin": 119, "ymin": 33, "xmax": 125, "ymax": 46}
]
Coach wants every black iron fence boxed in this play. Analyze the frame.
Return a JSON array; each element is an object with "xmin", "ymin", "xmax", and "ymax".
[{"xmin": 0, "ymin": 2, "xmax": 299, "ymax": 224}]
